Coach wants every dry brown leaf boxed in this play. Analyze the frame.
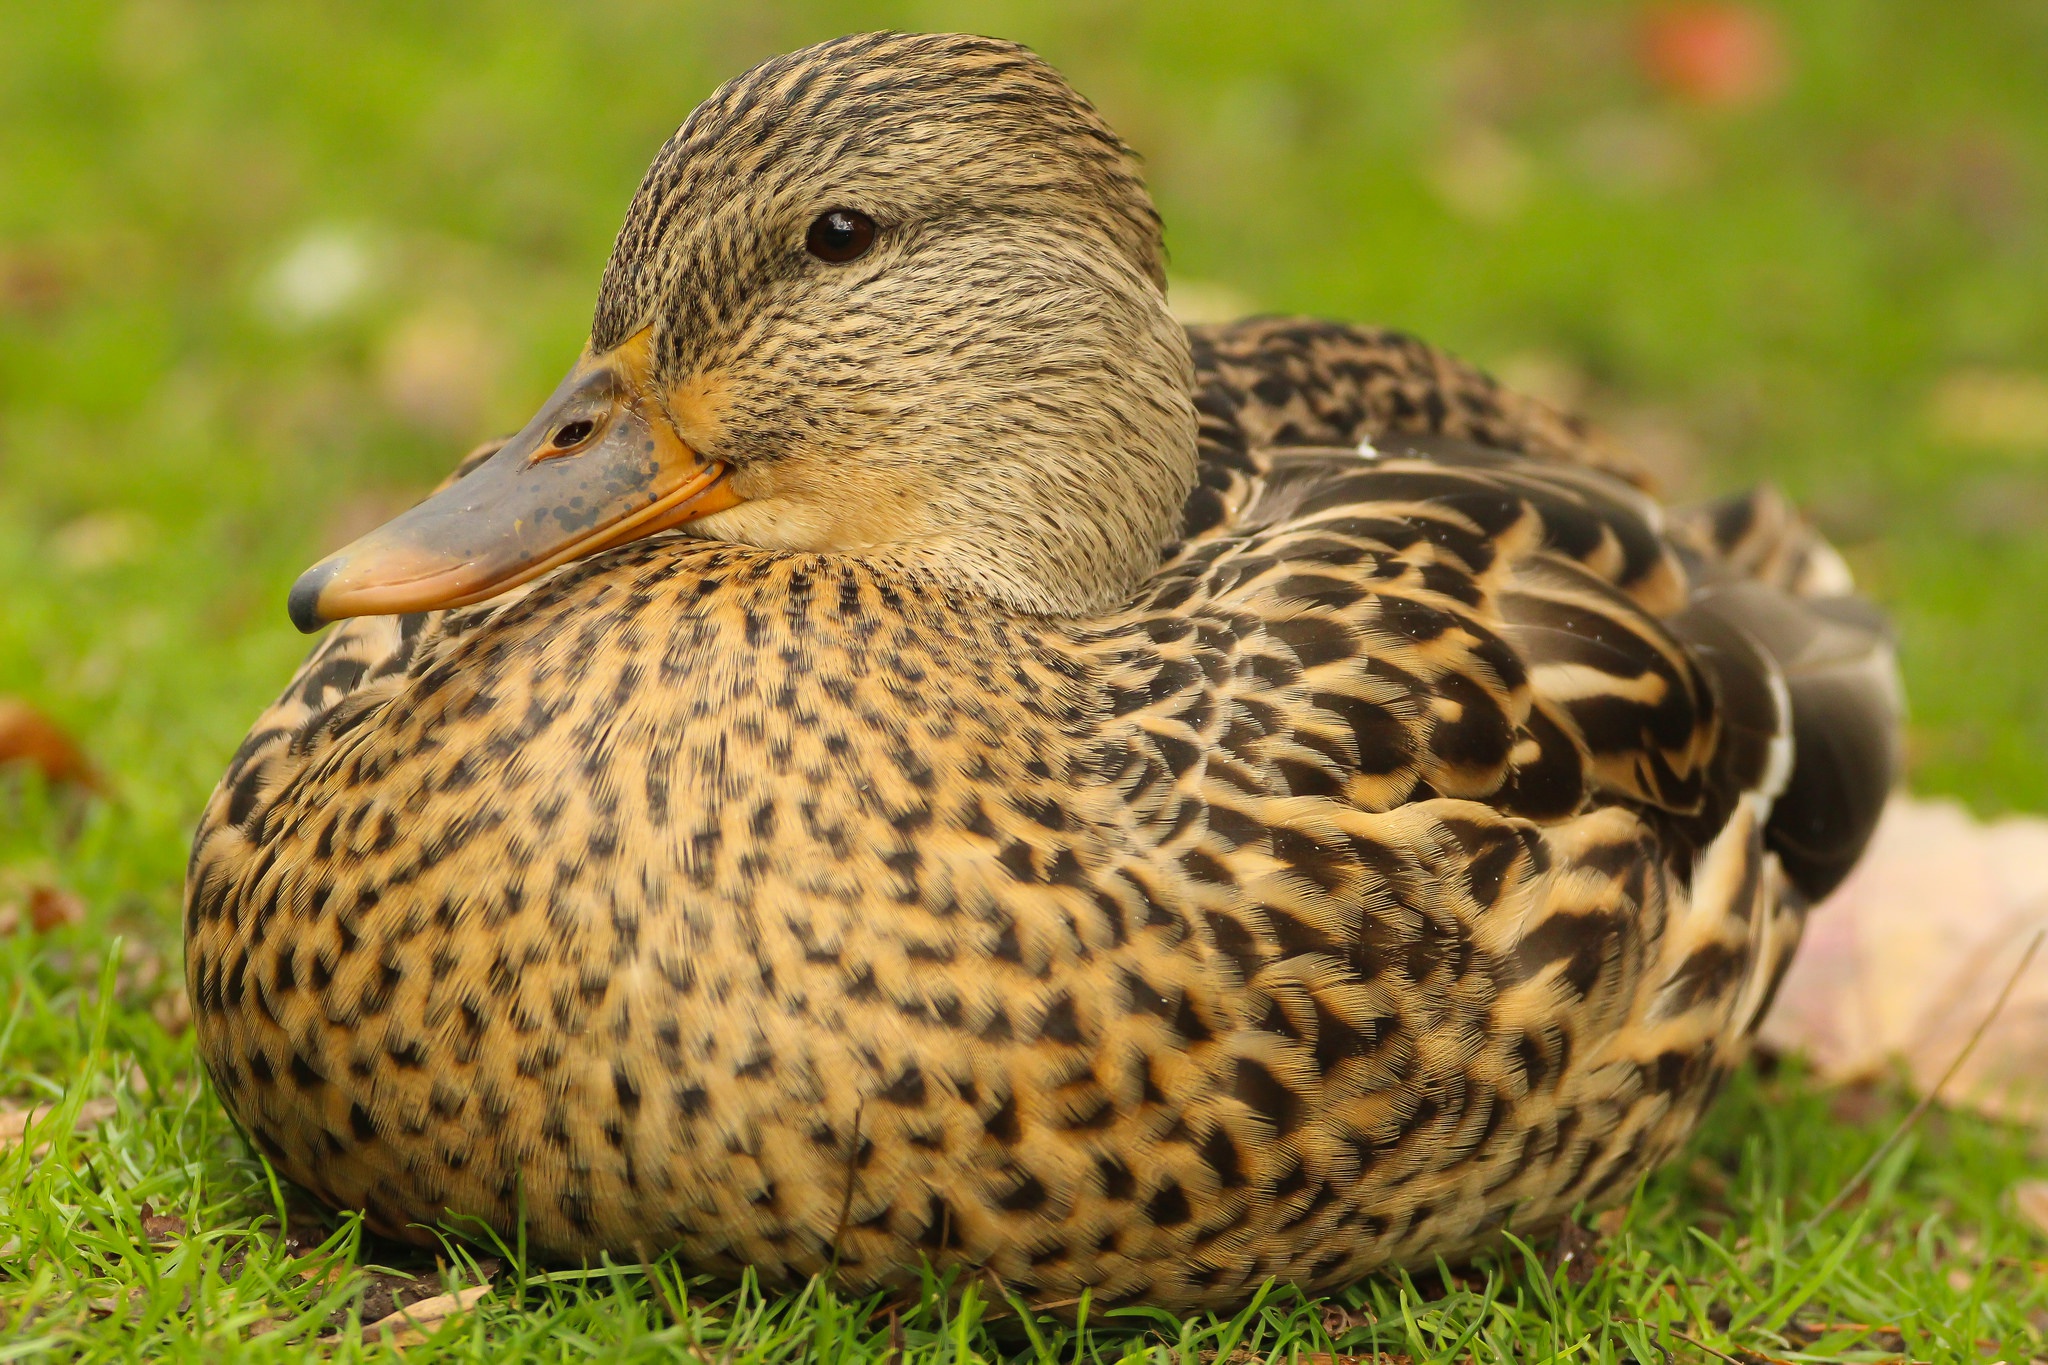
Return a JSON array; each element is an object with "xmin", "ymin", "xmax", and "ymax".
[
  {"xmin": 354, "ymin": 1266, "xmax": 459, "ymax": 1324},
  {"xmin": 0, "ymin": 244, "xmax": 72, "ymax": 316},
  {"xmin": 2015, "ymin": 1180, "xmax": 2048, "ymax": 1241},
  {"xmin": 362, "ymin": 1283, "xmax": 491, "ymax": 1348},
  {"xmin": 27, "ymin": 883, "xmax": 86, "ymax": 932},
  {"xmin": 0, "ymin": 1096, "xmax": 118, "ymax": 1151},
  {"xmin": 1544, "ymin": 1216, "xmax": 1603, "ymax": 1287},
  {"xmin": 1759, "ymin": 795, "xmax": 2048, "ymax": 1124},
  {"xmin": 0, "ymin": 698, "xmax": 99, "ymax": 789},
  {"xmin": 1317, "ymin": 1301, "xmax": 1371, "ymax": 1338},
  {"xmin": 138, "ymin": 1202, "xmax": 187, "ymax": 1246}
]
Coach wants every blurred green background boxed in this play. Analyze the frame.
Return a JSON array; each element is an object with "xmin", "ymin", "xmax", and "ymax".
[{"xmin": 3, "ymin": 0, "xmax": 2045, "ymax": 924}]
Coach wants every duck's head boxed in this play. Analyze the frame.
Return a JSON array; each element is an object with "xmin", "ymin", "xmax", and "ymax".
[{"xmin": 290, "ymin": 31, "xmax": 1197, "ymax": 632}]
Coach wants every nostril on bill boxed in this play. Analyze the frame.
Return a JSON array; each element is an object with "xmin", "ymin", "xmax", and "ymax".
[{"xmin": 552, "ymin": 419, "xmax": 596, "ymax": 449}]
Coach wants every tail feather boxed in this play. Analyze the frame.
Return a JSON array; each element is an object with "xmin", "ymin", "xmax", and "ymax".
[{"xmin": 1672, "ymin": 490, "xmax": 1905, "ymax": 904}]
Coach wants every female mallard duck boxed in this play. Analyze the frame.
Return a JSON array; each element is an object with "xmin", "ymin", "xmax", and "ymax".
[{"xmin": 187, "ymin": 31, "xmax": 1900, "ymax": 1310}]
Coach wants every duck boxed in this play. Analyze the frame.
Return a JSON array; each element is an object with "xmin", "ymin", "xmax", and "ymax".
[{"xmin": 185, "ymin": 30, "xmax": 1902, "ymax": 1311}]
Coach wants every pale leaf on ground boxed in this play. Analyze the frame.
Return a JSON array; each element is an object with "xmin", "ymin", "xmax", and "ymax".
[
  {"xmin": 361, "ymin": 1283, "xmax": 492, "ymax": 1349},
  {"xmin": 0, "ymin": 1096, "xmax": 119, "ymax": 1149},
  {"xmin": 1759, "ymin": 795, "xmax": 2048, "ymax": 1123}
]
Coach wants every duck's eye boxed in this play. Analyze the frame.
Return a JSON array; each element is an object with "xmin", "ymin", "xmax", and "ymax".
[
  {"xmin": 805, "ymin": 208, "xmax": 876, "ymax": 264},
  {"xmin": 550, "ymin": 419, "xmax": 596, "ymax": 449}
]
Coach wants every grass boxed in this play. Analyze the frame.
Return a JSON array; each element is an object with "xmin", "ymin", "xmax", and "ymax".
[{"xmin": 1, "ymin": 0, "xmax": 2046, "ymax": 1359}]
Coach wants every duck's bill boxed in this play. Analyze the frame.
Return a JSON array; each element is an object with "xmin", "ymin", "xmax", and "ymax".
[{"xmin": 287, "ymin": 329, "xmax": 739, "ymax": 632}]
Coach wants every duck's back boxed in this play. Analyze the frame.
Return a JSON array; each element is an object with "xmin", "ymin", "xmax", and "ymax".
[
  {"xmin": 1172, "ymin": 317, "xmax": 1895, "ymax": 900},
  {"xmin": 974, "ymin": 317, "xmax": 1900, "ymax": 1298},
  {"xmin": 185, "ymin": 317, "xmax": 1899, "ymax": 1310}
]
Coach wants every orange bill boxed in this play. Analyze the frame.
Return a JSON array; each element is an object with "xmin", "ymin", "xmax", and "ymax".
[{"xmin": 287, "ymin": 328, "xmax": 739, "ymax": 632}]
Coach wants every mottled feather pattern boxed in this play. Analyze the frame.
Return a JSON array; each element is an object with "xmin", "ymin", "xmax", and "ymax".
[
  {"xmin": 187, "ymin": 29, "xmax": 1899, "ymax": 1314},
  {"xmin": 582, "ymin": 33, "xmax": 1200, "ymax": 620},
  {"xmin": 596, "ymin": 31, "xmax": 1168, "ymax": 355},
  {"xmin": 188, "ymin": 320, "xmax": 1846, "ymax": 1308}
]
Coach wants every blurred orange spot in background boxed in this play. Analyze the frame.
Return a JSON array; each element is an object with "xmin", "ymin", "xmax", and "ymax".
[{"xmin": 1637, "ymin": 3, "xmax": 1788, "ymax": 109}]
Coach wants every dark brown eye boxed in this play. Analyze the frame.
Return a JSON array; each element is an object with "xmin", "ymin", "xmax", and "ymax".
[
  {"xmin": 550, "ymin": 419, "xmax": 595, "ymax": 449},
  {"xmin": 805, "ymin": 208, "xmax": 876, "ymax": 263}
]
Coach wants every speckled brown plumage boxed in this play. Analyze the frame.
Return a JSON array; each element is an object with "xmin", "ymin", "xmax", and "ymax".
[{"xmin": 185, "ymin": 31, "xmax": 1900, "ymax": 1311}]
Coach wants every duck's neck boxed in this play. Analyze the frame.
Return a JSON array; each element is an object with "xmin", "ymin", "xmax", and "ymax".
[{"xmin": 875, "ymin": 359, "xmax": 1201, "ymax": 617}]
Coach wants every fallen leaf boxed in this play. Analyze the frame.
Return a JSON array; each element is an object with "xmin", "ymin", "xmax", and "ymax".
[
  {"xmin": 25, "ymin": 883, "xmax": 85, "ymax": 933},
  {"xmin": 0, "ymin": 1096, "xmax": 118, "ymax": 1150},
  {"xmin": 363, "ymin": 1282, "xmax": 491, "ymax": 1348},
  {"xmin": 305, "ymin": 1255, "xmax": 502, "ymax": 1340},
  {"xmin": 1544, "ymin": 1216, "xmax": 1603, "ymax": 1287},
  {"xmin": 138, "ymin": 1202, "xmax": 187, "ymax": 1245},
  {"xmin": 2015, "ymin": 1181, "xmax": 2048, "ymax": 1241},
  {"xmin": 0, "ymin": 698, "xmax": 99, "ymax": 789},
  {"xmin": 1759, "ymin": 796, "xmax": 2048, "ymax": 1124},
  {"xmin": 1637, "ymin": 3, "xmax": 1787, "ymax": 109},
  {"xmin": 0, "ymin": 244, "xmax": 71, "ymax": 316},
  {"xmin": 355, "ymin": 1267, "xmax": 454, "ymax": 1325},
  {"xmin": 1316, "ymin": 1301, "xmax": 1371, "ymax": 1338}
]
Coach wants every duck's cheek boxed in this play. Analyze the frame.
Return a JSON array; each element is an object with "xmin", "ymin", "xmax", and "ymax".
[{"xmin": 663, "ymin": 369, "xmax": 730, "ymax": 451}]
